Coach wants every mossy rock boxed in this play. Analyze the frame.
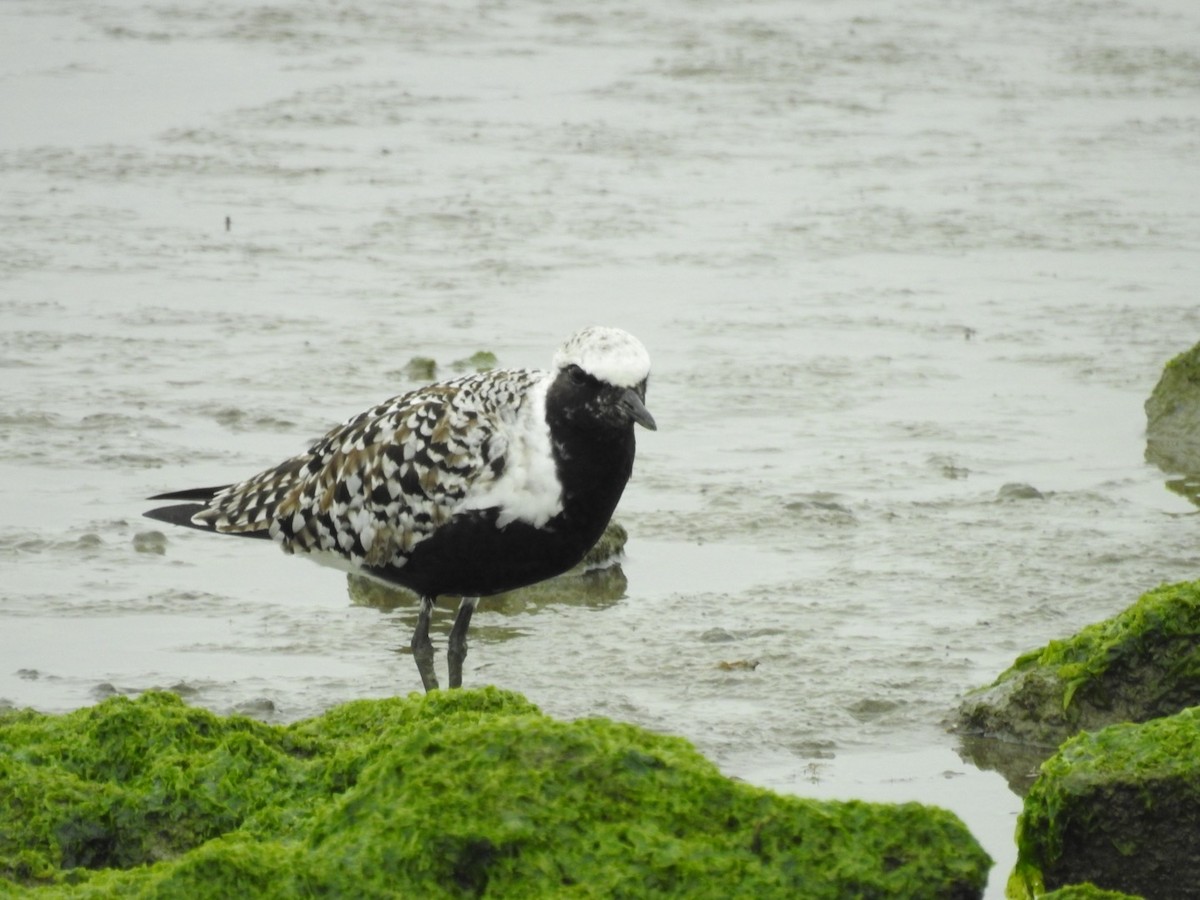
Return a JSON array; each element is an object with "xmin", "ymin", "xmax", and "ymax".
[
  {"xmin": 1145, "ymin": 340, "xmax": 1200, "ymax": 478},
  {"xmin": 1011, "ymin": 707, "xmax": 1200, "ymax": 899},
  {"xmin": 452, "ymin": 350, "xmax": 500, "ymax": 373},
  {"xmin": 1039, "ymin": 884, "xmax": 1144, "ymax": 899},
  {"xmin": 403, "ymin": 356, "xmax": 438, "ymax": 382},
  {"xmin": 0, "ymin": 689, "xmax": 992, "ymax": 898},
  {"xmin": 956, "ymin": 580, "xmax": 1200, "ymax": 748},
  {"xmin": 348, "ymin": 520, "xmax": 630, "ymax": 614}
]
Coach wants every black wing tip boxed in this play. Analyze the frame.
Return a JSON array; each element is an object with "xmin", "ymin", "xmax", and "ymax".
[
  {"xmin": 146, "ymin": 485, "xmax": 231, "ymax": 502},
  {"xmin": 143, "ymin": 502, "xmax": 212, "ymax": 530}
]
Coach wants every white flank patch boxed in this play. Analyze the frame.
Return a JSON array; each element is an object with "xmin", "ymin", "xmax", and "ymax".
[
  {"xmin": 455, "ymin": 374, "xmax": 563, "ymax": 528},
  {"xmin": 553, "ymin": 325, "xmax": 650, "ymax": 387}
]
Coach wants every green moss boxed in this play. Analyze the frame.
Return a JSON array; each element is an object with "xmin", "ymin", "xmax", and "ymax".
[
  {"xmin": 1160, "ymin": 342, "xmax": 1200, "ymax": 380},
  {"xmin": 0, "ymin": 692, "xmax": 322, "ymax": 882},
  {"xmin": 1005, "ymin": 580, "xmax": 1199, "ymax": 707},
  {"xmin": 1038, "ymin": 884, "xmax": 1144, "ymax": 899},
  {"xmin": 1, "ymin": 689, "xmax": 991, "ymax": 898},
  {"xmin": 452, "ymin": 350, "xmax": 499, "ymax": 372},
  {"xmin": 1012, "ymin": 707, "xmax": 1200, "ymax": 898},
  {"xmin": 1145, "ymin": 340, "xmax": 1200, "ymax": 481},
  {"xmin": 958, "ymin": 580, "xmax": 1200, "ymax": 745}
]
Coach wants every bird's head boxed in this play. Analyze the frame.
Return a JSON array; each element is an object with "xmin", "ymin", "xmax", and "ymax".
[{"xmin": 548, "ymin": 326, "xmax": 656, "ymax": 432}]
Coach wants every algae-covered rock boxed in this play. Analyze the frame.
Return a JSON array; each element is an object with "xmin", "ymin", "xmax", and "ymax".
[
  {"xmin": 1145, "ymin": 340, "xmax": 1200, "ymax": 476},
  {"xmin": 1011, "ymin": 707, "xmax": 1200, "ymax": 900},
  {"xmin": 1039, "ymin": 884, "xmax": 1145, "ymax": 899},
  {"xmin": 0, "ymin": 694, "xmax": 317, "ymax": 883},
  {"xmin": 1, "ymin": 689, "xmax": 993, "ymax": 898},
  {"xmin": 403, "ymin": 355, "xmax": 438, "ymax": 381},
  {"xmin": 452, "ymin": 349, "xmax": 499, "ymax": 372},
  {"xmin": 1145, "ymin": 340, "xmax": 1200, "ymax": 507},
  {"xmin": 956, "ymin": 580, "xmax": 1200, "ymax": 748}
]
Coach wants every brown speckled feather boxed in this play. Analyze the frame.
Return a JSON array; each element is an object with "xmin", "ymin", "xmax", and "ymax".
[{"xmin": 191, "ymin": 368, "xmax": 547, "ymax": 571}]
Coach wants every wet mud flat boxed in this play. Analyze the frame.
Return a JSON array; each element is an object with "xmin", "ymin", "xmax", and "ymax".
[{"xmin": 4, "ymin": 1, "xmax": 1200, "ymax": 896}]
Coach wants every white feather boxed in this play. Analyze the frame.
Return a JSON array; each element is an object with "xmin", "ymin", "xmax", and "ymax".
[
  {"xmin": 553, "ymin": 325, "xmax": 650, "ymax": 387},
  {"xmin": 455, "ymin": 374, "xmax": 562, "ymax": 528}
]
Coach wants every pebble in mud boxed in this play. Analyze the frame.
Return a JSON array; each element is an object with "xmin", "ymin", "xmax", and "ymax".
[
  {"xmin": 996, "ymin": 483, "xmax": 1045, "ymax": 501},
  {"xmin": 132, "ymin": 531, "xmax": 168, "ymax": 554},
  {"xmin": 716, "ymin": 659, "xmax": 760, "ymax": 671},
  {"xmin": 233, "ymin": 697, "xmax": 278, "ymax": 719}
]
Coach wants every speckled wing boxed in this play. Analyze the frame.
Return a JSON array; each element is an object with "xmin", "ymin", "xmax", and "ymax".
[{"xmin": 191, "ymin": 368, "xmax": 545, "ymax": 570}]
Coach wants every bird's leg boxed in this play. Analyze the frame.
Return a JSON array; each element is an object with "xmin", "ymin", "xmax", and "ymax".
[
  {"xmin": 447, "ymin": 597, "xmax": 479, "ymax": 689},
  {"xmin": 411, "ymin": 595, "xmax": 439, "ymax": 692}
]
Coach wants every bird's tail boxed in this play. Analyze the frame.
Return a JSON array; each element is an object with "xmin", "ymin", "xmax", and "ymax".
[
  {"xmin": 144, "ymin": 472, "xmax": 293, "ymax": 541},
  {"xmin": 144, "ymin": 485, "xmax": 249, "ymax": 535}
]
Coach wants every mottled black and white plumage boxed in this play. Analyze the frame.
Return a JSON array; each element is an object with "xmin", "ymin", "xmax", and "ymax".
[{"xmin": 145, "ymin": 326, "xmax": 655, "ymax": 692}]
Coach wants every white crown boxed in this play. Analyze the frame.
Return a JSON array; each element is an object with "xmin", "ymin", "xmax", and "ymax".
[{"xmin": 553, "ymin": 326, "xmax": 651, "ymax": 388}]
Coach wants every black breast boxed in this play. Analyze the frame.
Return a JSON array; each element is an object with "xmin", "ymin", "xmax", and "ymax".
[{"xmin": 367, "ymin": 404, "xmax": 636, "ymax": 600}]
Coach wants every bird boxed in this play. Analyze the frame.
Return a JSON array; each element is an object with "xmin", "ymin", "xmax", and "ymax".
[{"xmin": 144, "ymin": 325, "xmax": 656, "ymax": 692}]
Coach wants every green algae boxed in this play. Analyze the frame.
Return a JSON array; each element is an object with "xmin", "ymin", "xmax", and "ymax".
[
  {"xmin": 1, "ymin": 689, "xmax": 992, "ymax": 898},
  {"xmin": 0, "ymin": 693, "xmax": 323, "ymax": 883},
  {"xmin": 452, "ymin": 350, "xmax": 500, "ymax": 373},
  {"xmin": 1161, "ymin": 342, "xmax": 1200, "ymax": 377},
  {"xmin": 1038, "ymin": 885, "xmax": 1143, "ymax": 900},
  {"xmin": 957, "ymin": 580, "xmax": 1200, "ymax": 746},
  {"xmin": 403, "ymin": 356, "xmax": 438, "ymax": 382},
  {"xmin": 1011, "ymin": 707, "xmax": 1200, "ymax": 899}
]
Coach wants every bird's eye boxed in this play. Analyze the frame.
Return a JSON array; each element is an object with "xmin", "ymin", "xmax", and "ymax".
[{"xmin": 567, "ymin": 364, "xmax": 588, "ymax": 384}]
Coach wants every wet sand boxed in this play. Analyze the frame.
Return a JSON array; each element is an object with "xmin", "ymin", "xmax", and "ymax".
[{"xmin": 4, "ymin": 1, "xmax": 1200, "ymax": 894}]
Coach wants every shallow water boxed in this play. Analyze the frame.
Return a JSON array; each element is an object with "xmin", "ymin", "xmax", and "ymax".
[{"xmin": 4, "ymin": 1, "xmax": 1200, "ymax": 894}]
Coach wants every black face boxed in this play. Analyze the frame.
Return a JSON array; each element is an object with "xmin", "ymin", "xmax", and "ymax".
[{"xmin": 547, "ymin": 364, "xmax": 655, "ymax": 432}]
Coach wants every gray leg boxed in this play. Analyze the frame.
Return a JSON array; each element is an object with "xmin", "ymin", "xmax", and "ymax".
[
  {"xmin": 447, "ymin": 597, "xmax": 479, "ymax": 689},
  {"xmin": 412, "ymin": 595, "xmax": 439, "ymax": 692}
]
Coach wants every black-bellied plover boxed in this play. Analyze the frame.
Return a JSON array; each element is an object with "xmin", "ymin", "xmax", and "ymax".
[{"xmin": 145, "ymin": 326, "xmax": 655, "ymax": 692}]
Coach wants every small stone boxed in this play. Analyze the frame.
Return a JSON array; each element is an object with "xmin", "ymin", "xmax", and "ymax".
[
  {"xmin": 451, "ymin": 350, "xmax": 498, "ymax": 372},
  {"xmin": 997, "ymin": 482, "xmax": 1043, "ymax": 500},
  {"xmin": 848, "ymin": 697, "xmax": 902, "ymax": 721},
  {"xmin": 403, "ymin": 356, "xmax": 437, "ymax": 381},
  {"xmin": 133, "ymin": 531, "xmax": 168, "ymax": 554},
  {"xmin": 716, "ymin": 659, "xmax": 759, "ymax": 671},
  {"xmin": 234, "ymin": 697, "xmax": 278, "ymax": 718}
]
